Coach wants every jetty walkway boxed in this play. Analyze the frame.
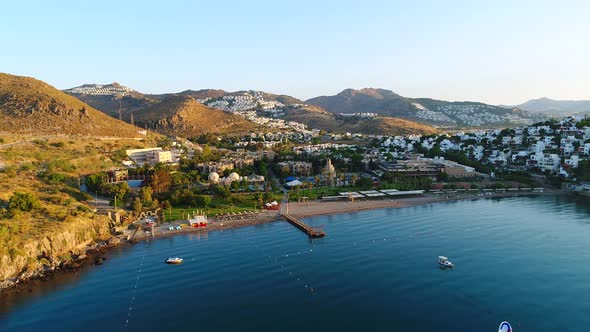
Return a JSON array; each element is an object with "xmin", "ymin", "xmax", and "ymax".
[{"xmin": 281, "ymin": 213, "xmax": 326, "ymax": 238}]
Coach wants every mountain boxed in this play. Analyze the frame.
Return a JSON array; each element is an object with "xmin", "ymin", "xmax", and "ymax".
[
  {"xmin": 129, "ymin": 95, "xmax": 257, "ymax": 137},
  {"xmin": 306, "ymin": 88, "xmax": 541, "ymax": 128},
  {"xmin": 66, "ymin": 85, "xmax": 259, "ymax": 136},
  {"xmin": 177, "ymin": 89, "xmax": 228, "ymax": 100},
  {"xmin": 0, "ymin": 73, "xmax": 142, "ymax": 137},
  {"xmin": 514, "ymin": 97, "xmax": 590, "ymax": 116},
  {"xmin": 65, "ymin": 83, "xmax": 158, "ymax": 118},
  {"xmin": 65, "ymin": 85, "xmax": 441, "ymax": 136},
  {"xmin": 191, "ymin": 89, "xmax": 436, "ymax": 135},
  {"xmin": 307, "ymin": 88, "xmax": 412, "ymax": 115},
  {"xmin": 283, "ymin": 105, "xmax": 437, "ymax": 136}
]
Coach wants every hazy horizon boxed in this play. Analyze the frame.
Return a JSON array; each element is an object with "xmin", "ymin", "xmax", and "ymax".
[{"xmin": 2, "ymin": 0, "xmax": 589, "ymax": 105}]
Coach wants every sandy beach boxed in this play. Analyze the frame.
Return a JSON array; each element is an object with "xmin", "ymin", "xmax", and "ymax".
[{"xmin": 133, "ymin": 191, "xmax": 550, "ymax": 241}]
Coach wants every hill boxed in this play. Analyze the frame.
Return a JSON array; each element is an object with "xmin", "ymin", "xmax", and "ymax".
[
  {"xmin": 0, "ymin": 74, "xmax": 142, "ymax": 137},
  {"xmin": 307, "ymin": 88, "xmax": 411, "ymax": 115},
  {"xmin": 178, "ymin": 89, "xmax": 228, "ymax": 100},
  {"xmin": 130, "ymin": 95, "xmax": 257, "ymax": 137},
  {"xmin": 181, "ymin": 89, "xmax": 436, "ymax": 135},
  {"xmin": 65, "ymin": 82, "xmax": 158, "ymax": 118},
  {"xmin": 67, "ymin": 84, "xmax": 436, "ymax": 135},
  {"xmin": 513, "ymin": 97, "xmax": 590, "ymax": 116},
  {"xmin": 306, "ymin": 88, "xmax": 540, "ymax": 128},
  {"xmin": 283, "ymin": 105, "xmax": 437, "ymax": 136}
]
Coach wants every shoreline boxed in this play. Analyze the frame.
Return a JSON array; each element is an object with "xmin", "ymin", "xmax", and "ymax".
[
  {"xmin": 1, "ymin": 190, "xmax": 556, "ymax": 295},
  {"xmin": 133, "ymin": 191, "xmax": 555, "ymax": 242},
  {"xmin": 286, "ymin": 191, "xmax": 555, "ymax": 218}
]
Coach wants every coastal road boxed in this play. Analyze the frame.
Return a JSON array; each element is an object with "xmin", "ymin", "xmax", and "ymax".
[{"xmin": 80, "ymin": 184, "xmax": 112, "ymax": 211}]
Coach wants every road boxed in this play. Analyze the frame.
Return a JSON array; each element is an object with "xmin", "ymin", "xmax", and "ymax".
[
  {"xmin": 80, "ymin": 184, "xmax": 112, "ymax": 211},
  {"xmin": 0, "ymin": 135, "xmax": 145, "ymax": 149}
]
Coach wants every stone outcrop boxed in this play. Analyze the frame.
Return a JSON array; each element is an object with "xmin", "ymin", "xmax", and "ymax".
[{"xmin": 0, "ymin": 215, "xmax": 113, "ymax": 289}]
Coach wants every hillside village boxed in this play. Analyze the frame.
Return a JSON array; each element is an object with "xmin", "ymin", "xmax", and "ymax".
[
  {"xmin": 111, "ymin": 115, "xmax": 590, "ymax": 200},
  {"xmin": 64, "ymin": 83, "xmax": 133, "ymax": 96},
  {"xmin": 412, "ymin": 102, "xmax": 534, "ymax": 127},
  {"xmin": 197, "ymin": 91, "xmax": 312, "ymax": 133}
]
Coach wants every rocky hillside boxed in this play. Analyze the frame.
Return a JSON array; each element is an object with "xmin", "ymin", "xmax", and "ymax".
[
  {"xmin": 69, "ymin": 91, "xmax": 157, "ymax": 119},
  {"xmin": 0, "ymin": 215, "xmax": 112, "ymax": 289},
  {"xmin": 131, "ymin": 95, "xmax": 258, "ymax": 137},
  {"xmin": 307, "ymin": 88, "xmax": 541, "ymax": 128},
  {"xmin": 0, "ymin": 74, "xmax": 142, "ymax": 137},
  {"xmin": 0, "ymin": 135, "xmax": 154, "ymax": 289}
]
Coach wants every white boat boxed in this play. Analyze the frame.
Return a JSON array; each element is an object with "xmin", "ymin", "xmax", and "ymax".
[
  {"xmin": 498, "ymin": 321, "xmax": 512, "ymax": 332},
  {"xmin": 438, "ymin": 256, "xmax": 454, "ymax": 268},
  {"xmin": 165, "ymin": 257, "xmax": 183, "ymax": 264}
]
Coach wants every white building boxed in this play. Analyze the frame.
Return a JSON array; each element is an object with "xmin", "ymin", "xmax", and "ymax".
[
  {"xmin": 539, "ymin": 154, "xmax": 561, "ymax": 172},
  {"xmin": 565, "ymin": 155, "xmax": 580, "ymax": 168},
  {"xmin": 126, "ymin": 148, "xmax": 163, "ymax": 165},
  {"xmin": 146, "ymin": 150, "xmax": 172, "ymax": 164}
]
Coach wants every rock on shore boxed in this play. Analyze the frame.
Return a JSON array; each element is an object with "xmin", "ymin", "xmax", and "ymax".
[{"xmin": 0, "ymin": 215, "xmax": 113, "ymax": 289}]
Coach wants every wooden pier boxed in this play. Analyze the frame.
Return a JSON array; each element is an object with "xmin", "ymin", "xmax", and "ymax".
[{"xmin": 281, "ymin": 213, "xmax": 326, "ymax": 238}]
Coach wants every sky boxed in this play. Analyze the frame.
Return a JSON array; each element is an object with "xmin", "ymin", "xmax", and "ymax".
[{"xmin": 1, "ymin": 0, "xmax": 589, "ymax": 105}]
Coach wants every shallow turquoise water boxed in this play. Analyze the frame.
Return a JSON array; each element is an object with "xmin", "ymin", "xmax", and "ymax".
[{"xmin": 2, "ymin": 195, "xmax": 590, "ymax": 331}]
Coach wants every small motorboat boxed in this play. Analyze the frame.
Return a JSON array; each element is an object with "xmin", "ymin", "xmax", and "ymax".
[
  {"xmin": 438, "ymin": 256, "xmax": 454, "ymax": 268},
  {"xmin": 498, "ymin": 321, "xmax": 512, "ymax": 332},
  {"xmin": 165, "ymin": 257, "xmax": 183, "ymax": 264}
]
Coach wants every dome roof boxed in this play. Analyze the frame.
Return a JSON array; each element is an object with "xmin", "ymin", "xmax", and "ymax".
[
  {"xmin": 208, "ymin": 172, "xmax": 220, "ymax": 183},
  {"xmin": 227, "ymin": 172, "xmax": 240, "ymax": 182}
]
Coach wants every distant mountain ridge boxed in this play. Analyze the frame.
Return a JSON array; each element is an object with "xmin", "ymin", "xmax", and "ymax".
[
  {"xmin": 306, "ymin": 88, "xmax": 541, "ymax": 128},
  {"xmin": 66, "ymin": 84, "xmax": 540, "ymax": 134},
  {"xmin": 512, "ymin": 97, "xmax": 590, "ymax": 116},
  {"xmin": 0, "ymin": 73, "xmax": 142, "ymax": 137},
  {"xmin": 282, "ymin": 105, "xmax": 437, "ymax": 136},
  {"xmin": 66, "ymin": 84, "xmax": 436, "ymax": 135}
]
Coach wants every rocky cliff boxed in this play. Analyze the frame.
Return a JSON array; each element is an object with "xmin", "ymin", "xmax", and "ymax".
[{"xmin": 0, "ymin": 215, "xmax": 113, "ymax": 289}]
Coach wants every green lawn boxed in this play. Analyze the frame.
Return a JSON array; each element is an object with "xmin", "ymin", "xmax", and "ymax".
[{"xmin": 161, "ymin": 192, "xmax": 283, "ymax": 222}]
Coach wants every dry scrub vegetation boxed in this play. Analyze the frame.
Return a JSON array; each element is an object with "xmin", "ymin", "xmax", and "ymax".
[{"xmin": 0, "ymin": 134, "xmax": 155, "ymax": 255}]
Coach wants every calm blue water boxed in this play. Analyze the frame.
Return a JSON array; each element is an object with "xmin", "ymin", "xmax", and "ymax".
[{"xmin": 2, "ymin": 195, "xmax": 590, "ymax": 332}]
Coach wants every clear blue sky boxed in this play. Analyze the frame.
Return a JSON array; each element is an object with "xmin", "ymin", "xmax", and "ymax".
[{"xmin": 1, "ymin": 0, "xmax": 589, "ymax": 104}]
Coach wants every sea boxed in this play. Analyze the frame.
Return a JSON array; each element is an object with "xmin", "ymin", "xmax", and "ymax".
[{"xmin": 1, "ymin": 195, "xmax": 590, "ymax": 332}]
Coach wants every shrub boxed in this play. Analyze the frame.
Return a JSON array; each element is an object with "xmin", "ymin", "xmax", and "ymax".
[
  {"xmin": 76, "ymin": 205, "xmax": 91, "ymax": 213},
  {"xmin": 8, "ymin": 192, "xmax": 41, "ymax": 213},
  {"xmin": 33, "ymin": 139, "xmax": 48, "ymax": 147},
  {"xmin": 47, "ymin": 172, "xmax": 66, "ymax": 184},
  {"xmin": 194, "ymin": 195, "xmax": 211, "ymax": 208}
]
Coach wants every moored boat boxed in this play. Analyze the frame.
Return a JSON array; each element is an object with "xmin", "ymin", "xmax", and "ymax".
[
  {"xmin": 165, "ymin": 257, "xmax": 183, "ymax": 264},
  {"xmin": 498, "ymin": 321, "xmax": 512, "ymax": 332},
  {"xmin": 438, "ymin": 256, "xmax": 454, "ymax": 268}
]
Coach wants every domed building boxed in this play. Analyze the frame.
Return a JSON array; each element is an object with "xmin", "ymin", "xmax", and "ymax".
[
  {"xmin": 226, "ymin": 172, "xmax": 240, "ymax": 183},
  {"xmin": 208, "ymin": 172, "xmax": 220, "ymax": 184}
]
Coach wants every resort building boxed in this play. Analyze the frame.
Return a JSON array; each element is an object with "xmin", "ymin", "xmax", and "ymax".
[
  {"xmin": 146, "ymin": 150, "xmax": 172, "ymax": 164},
  {"xmin": 126, "ymin": 148, "xmax": 163, "ymax": 165},
  {"xmin": 277, "ymin": 161, "xmax": 313, "ymax": 176}
]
